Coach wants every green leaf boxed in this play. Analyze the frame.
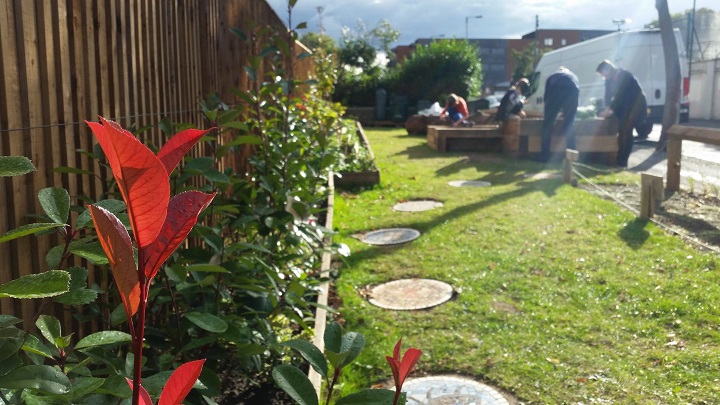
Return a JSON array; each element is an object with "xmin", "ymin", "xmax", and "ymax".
[
  {"xmin": 53, "ymin": 289, "xmax": 97, "ymax": 305},
  {"xmin": 0, "ymin": 271, "xmax": 70, "ymax": 299},
  {"xmin": 38, "ymin": 187, "xmax": 70, "ymax": 224},
  {"xmin": 227, "ymin": 135, "xmax": 263, "ymax": 146},
  {"xmin": 336, "ymin": 389, "xmax": 399, "ymax": 404},
  {"xmin": 51, "ymin": 166, "xmax": 95, "ymax": 176},
  {"xmin": 181, "ymin": 336, "xmax": 217, "ymax": 352},
  {"xmin": 230, "ymin": 28, "xmax": 247, "ymax": 41},
  {"xmin": 69, "ymin": 242, "xmax": 110, "ymax": 265},
  {"xmin": 21, "ymin": 334, "xmax": 56, "ymax": 360},
  {"xmin": 36, "ymin": 315, "xmax": 62, "ymax": 348},
  {"xmin": 244, "ymin": 66, "xmax": 256, "ymax": 81},
  {"xmin": 295, "ymin": 22, "xmax": 308, "ymax": 30},
  {"xmin": 94, "ymin": 374, "xmax": 132, "ymax": 398},
  {"xmin": 65, "ymin": 377, "xmax": 105, "ymax": 401},
  {"xmin": 272, "ymin": 365, "xmax": 318, "ymax": 405},
  {"xmin": 282, "ymin": 339, "xmax": 328, "ymax": 378},
  {"xmin": 54, "ymin": 267, "xmax": 98, "ymax": 305},
  {"xmin": 185, "ymin": 264, "xmax": 229, "ymax": 273},
  {"xmin": 324, "ymin": 350, "xmax": 350, "ymax": 370},
  {"xmin": 0, "ymin": 315, "xmax": 22, "ymax": 328},
  {"xmin": 0, "ymin": 353, "xmax": 23, "ymax": 377},
  {"xmin": 184, "ymin": 312, "xmax": 228, "ymax": 333},
  {"xmin": 183, "ymin": 157, "xmax": 214, "ymax": 173},
  {"xmin": 0, "ymin": 223, "xmax": 65, "ymax": 244},
  {"xmin": 0, "ymin": 365, "xmax": 70, "ymax": 394},
  {"xmin": 77, "ymin": 199, "xmax": 126, "ymax": 228},
  {"xmin": 75, "ymin": 331, "xmax": 132, "ymax": 350},
  {"xmin": 0, "ymin": 156, "xmax": 35, "ymax": 176},
  {"xmin": 339, "ymin": 332, "xmax": 365, "ymax": 367},
  {"xmin": 323, "ymin": 322, "xmax": 342, "ymax": 353},
  {"xmin": 0, "ymin": 333, "xmax": 24, "ymax": 363},
  {"xmin": 45, "ymin": 245, "xmax": 64, "ymax": 269},
  {"xmin": 203, "ymin": 169, "xmax": 230, "ymax": 183}
]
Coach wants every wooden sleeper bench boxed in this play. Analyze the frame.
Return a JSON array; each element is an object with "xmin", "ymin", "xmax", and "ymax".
[{"xmin": 427, "ymin": 125, "xmax": 504, "ymax": 152}]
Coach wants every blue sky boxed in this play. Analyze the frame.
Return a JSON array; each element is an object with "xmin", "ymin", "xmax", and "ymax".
[{"xmin": 266, "ymin": 0, "xmax": 717, "ymax": 46}]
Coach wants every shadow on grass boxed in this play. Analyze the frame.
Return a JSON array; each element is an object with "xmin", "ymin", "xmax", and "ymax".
[
  {"xmin": 618, "ymin": 218, "xmax": 650, "ymax": 249},
  {"xmin": 658, "ymin": 210, "xmax": 720, "ymax": 247},
  {"xmin": 343, "ymin": 177, "xmax": 564, "ymax": 266}
]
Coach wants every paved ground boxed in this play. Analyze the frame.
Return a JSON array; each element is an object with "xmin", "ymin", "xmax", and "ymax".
[{"xmin": 625, "ymin": 119, "xmax": 720, "ymax": 189}]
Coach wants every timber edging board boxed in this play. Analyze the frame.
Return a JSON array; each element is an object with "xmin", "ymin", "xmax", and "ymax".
[{"xmin": 666, "ymin": 125, "xmax": 720, "ymax": 191}]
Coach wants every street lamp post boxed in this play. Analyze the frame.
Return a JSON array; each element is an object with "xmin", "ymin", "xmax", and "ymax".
[
  {"xmin": 612, "ymin": 18, "xmax": 632, "ymax": 31},
  {"xmin": 465, "ymin": 15, "xmax": 483, "ymax": 39}
]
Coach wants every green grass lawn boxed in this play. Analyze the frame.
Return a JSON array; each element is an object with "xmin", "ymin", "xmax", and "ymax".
[{"xmin": 332, "ymin": 127, "xmax": 720, "ymax": 404}]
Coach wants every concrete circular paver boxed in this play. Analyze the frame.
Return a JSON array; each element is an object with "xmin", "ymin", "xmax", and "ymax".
[
  {"xmin": 448, "ymin": 180, "xmax": 492, "ymax": 188},
  {"xmin": 361, "ymin": 228, "xmax": 420, "ymax": 245},
  {"xmin": 368, "ymin": 279, "xmax": 453, "ymax": 310},
  {"xmin": 393, "ymin": 200, "xmax": 444, "ymax": 212},
  {"xmin": 403, "ymin": 375, "xmax": 510, "ymax": 404}
]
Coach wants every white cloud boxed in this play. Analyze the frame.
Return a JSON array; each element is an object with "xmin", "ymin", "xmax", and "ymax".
[{"xmin": 267, "ymin": 0, "xmax": 719, "ymax": 46}]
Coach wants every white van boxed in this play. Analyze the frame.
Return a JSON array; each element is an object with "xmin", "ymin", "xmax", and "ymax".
[{"xmin": 524, "ymin": 29, "xmax": 689, "ymax": 123}]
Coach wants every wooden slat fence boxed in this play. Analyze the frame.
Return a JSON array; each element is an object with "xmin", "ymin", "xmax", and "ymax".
[{"xmin": 0, "ymin": 0, "xmax": 312, "ymax": 330}]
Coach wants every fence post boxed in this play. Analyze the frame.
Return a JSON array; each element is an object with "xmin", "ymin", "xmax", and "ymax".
[
  {"xmin": 563, "ymin": 149, "xmax": 579, "ymax": 186},
  {"xmin": 666, "ymin": 131, "xmax": 682, "ymax": 192},
  {"xmin": 640, "ymin": 173, "xmax": 663, "ymax": 219}
]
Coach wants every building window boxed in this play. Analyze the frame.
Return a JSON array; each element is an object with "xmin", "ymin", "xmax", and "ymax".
[
  {"xmin": 544, "ymin": 38, "xmax": 553, "ymax": 46},
  {"xmin": 561, "ymin": 38, "xmax": 567, "ymax": 46}
]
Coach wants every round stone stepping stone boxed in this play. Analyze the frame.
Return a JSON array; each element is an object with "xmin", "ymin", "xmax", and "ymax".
[
  {"xmin": 448, "ymin": 180, "xmax": 491, "ymax": 187},
  {"xmin": 402, "ymin": 375, "xmax": 510, "ymax": 404},
  {"xmin": 368, "ymin": 279, "xmax": 453, "ymax": 310},
  {"xmin": 361, "ymin": 228, "xmax": 420, "ymax": 245},
  {"xmin": 392, "ymin": 200, "xmax": 443, "ymax": 212}
]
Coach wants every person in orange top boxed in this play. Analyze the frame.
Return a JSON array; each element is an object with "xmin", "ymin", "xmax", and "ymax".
[{"xmin": 440, "ymin": 93, "xmax": 469, "ymax": 127}]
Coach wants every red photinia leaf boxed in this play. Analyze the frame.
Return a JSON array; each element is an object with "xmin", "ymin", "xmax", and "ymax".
[
  {"xmin": 89, "ymin": 205, "xmax": 140, "ymax": 318},
  {"xmin": 156, "ymin": 128, "xmax": 213, "ymax": 176},
  {"xmin": 142, "ymin": 191, "xmax": 216, "ymax": 280},
  {"xmin": 86, "ymin": 117, "xmax": 170, "ymax": 248},
  {"xmin": 125, "ymin": 378, "xmax": 153, "ymax": 405},
  {"xmin": 385, "ymin": 356, "xmax": 401, "ymax": 392},
  {"xmin": 398, "ymin": 347, "xmax": 422, "ymax": 386},
  {"xmin": 386, "ymin": 339, "xmax": 422, "ymax": 393},
  {"xmin": 158, "ymin": 359, "xmax": 205, "ymax": 405}
]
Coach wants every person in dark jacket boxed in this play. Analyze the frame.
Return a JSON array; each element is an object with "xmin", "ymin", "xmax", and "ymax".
[
  {"xmin": 596, "ymin": 59, "xmax": 653, "ymax": 167},
  {"xmin": 540, "ymin": 67, "xmax": 580, "ymax": 162},
  {"xmin": 495, "ymin": 78, "xmax": 530, "ymax": 123}
]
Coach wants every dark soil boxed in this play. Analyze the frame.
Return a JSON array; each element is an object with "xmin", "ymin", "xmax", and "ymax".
[
  {"xmin": 580, "ymin": 182, "xmax": 720, "ymax": 252},
  {"xmin": 218, "ymin": 369, "xmax": 295, "ymax": 405}
]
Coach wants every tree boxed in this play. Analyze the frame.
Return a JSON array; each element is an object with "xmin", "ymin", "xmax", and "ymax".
[
  {"xmin": 391, "ymin": 39, "xmax": 483, "ymax": 106},
  {"xmin": 511, "ymin": 42, "xmax": 549, "ymax": 82},
  {"xmin": 332, "ymin": 19, "xmax": 400, "ymax": 107},
  {"xmin": 299, "ymin": 32, "xmax": 338, "ymax": 55},
  {"xmin": 656, "ymin": 0, "xmax": 681, "ymax": 150}
]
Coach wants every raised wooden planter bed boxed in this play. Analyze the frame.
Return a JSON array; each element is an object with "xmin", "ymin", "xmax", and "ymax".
[
  {"xmin": 334, "ymin": 122, "xmax": 381, "ymax": 188},
  {"xmin": 502, "ymin": 117, "xmax": 619, "ymax": 163},
  {"xmin": 426, "ymin": 124, "xmax": 504, "ymax": 152}
]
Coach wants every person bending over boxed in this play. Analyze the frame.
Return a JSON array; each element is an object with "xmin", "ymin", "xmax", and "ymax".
[
  {"xmin": 540, "ymin": 67, "xmax": 579, "ymax": 162},
  {"xmin": 440, "ymin": 93, "xmax": 469, "ymax": 127}
]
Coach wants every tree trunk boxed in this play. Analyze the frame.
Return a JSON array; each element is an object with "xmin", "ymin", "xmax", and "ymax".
[{"xmin": 656, "ymin": 0, "xmax": 681, "ymax": 150}]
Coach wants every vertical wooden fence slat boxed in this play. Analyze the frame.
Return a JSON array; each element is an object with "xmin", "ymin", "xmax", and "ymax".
[
  {"xmin": 0, "ymin": 0, "xmax": 24, "ymax": 316},
  {"xmin": 13, "ymin": 0, "xmax": 43, "ymax": 329}
]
